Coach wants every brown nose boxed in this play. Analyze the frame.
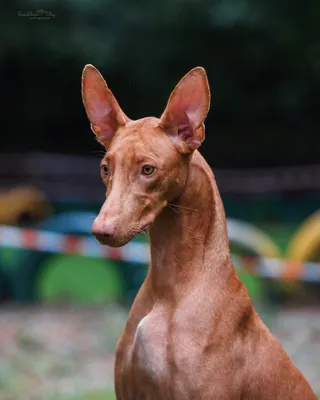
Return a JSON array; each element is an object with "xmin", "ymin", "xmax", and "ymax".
[{"xmin": 92, "ymin": 220, "xmax": 116, "ymax": 241}]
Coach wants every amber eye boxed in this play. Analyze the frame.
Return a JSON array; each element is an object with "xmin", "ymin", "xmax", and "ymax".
[
  {"xmin": 101, "ymin": 164, "xmax": 109, "ymax": 175},
  {"xmin": 142, "ymin": 165, "xmax": 155, "ymax": 175}
]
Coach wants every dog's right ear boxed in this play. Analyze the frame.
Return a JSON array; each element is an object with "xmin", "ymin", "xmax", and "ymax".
[
  {"xmin": 159, "ymin": 67, "xmax": 210, "ymax": 154},
  {"xmin": 82, "ymin": 64, "xmax": 129, "ymax": 148}
]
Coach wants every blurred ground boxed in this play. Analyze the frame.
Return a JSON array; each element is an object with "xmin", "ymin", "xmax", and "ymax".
[
  {"xmin": 0, "ymin": 305, "xmax": 127, "ymax": 400},
  {"xmin": 0, "ymin": 305, "xmax": 319, "ymax": 399}
]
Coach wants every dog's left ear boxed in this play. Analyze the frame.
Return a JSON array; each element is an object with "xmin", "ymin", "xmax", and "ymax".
[{"xmin": 159, "ymin": 67, "xmax": 210, "ymax": 154}]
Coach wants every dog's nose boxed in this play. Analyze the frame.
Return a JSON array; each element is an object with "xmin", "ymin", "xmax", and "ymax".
[{"xmin": 92, "ymin": 220, "xmax": 116, "ymax": 241}]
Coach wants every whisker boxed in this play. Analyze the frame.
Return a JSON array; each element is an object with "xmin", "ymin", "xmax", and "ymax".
[
  {"xmin": 167, "ymin": 203, "xmax": 199, "ymax": 212},
  {"xmin": 130, "ymin": 223, "xmax": 148, "ymax": 236},
  {"xmin": 166, "ymin": 204, "xmax": 179, "ymax": 215}
]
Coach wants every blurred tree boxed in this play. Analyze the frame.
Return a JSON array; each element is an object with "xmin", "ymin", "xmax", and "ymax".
[{"xmin": 1, "ymin": 0, "xmax": 320, "ymax": 167}]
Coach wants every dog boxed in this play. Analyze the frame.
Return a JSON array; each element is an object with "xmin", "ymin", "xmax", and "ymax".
[{"xmin": 82, "ymin": 64, "xmax": 317, "ymax": 399}]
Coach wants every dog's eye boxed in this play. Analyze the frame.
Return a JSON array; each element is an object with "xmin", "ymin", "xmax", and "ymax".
[
  {"xmin": 142, "ymin": 165, "xmax": 155, "ymax": 175},
  {"xmin": 101, "ymin": 164, "xmax": 109, "ymax": 175}
]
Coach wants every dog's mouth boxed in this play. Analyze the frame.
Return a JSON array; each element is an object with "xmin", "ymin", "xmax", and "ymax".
[
  {"xmin": 129, "ymin": 221, "xmax": 152, "ymax": 240},
  {"xmin": 140, "ymin": 224, "xmax": 150, "ymax": 233},
  {"xmin": 95, "ymin": 222, "xmax": 152, "ymax": 248}
]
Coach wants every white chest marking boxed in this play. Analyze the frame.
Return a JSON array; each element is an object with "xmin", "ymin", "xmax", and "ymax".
[{"xmin": 131, "ymin": 313, "xmax": 168, "ymax": 383}]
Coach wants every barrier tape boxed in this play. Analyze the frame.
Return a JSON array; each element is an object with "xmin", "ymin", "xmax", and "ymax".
[
  {"xmin": 0, "ymin": 225, "xmax": 320, "ymax": 282},
  {"xmin": 0, "ymin": 225, "xmax": 150, "ymax": 263}
]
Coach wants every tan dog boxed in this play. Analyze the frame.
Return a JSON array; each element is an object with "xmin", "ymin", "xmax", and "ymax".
[{"xmin": 82, "ymin": 65, "xmax": 317, "ymax": 399}]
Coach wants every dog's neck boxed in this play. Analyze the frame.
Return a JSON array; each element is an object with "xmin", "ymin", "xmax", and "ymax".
[{"xmin": 149, "ymin": 151, "xmax": 233, "ymax": 299}]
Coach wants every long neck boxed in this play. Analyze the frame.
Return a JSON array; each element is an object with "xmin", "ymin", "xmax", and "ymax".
[{"xmin": 149, "ymin": 151, "xmax": 234, "ymax": 299}]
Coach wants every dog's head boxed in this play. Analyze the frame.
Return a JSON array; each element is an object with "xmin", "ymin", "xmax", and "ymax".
[{"xmin": 82, "ymin": 65, "xmax": 210, "ymax": 247}]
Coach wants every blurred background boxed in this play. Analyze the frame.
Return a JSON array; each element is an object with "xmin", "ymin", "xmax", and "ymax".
[{"xmin": 1, "ymin": 0, "xmax": 320, "ymax": 398}]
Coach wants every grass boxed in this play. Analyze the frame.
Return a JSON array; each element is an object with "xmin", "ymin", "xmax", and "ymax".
[
  {"xmin": 74, "ymin": 391, "xmax": 115, "ymax": 400},
  {"xmin": 61, "ymin": 390, "xmax": 116, "ymax": 400}
]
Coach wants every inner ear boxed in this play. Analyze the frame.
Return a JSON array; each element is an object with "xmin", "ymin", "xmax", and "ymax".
[
  {"xmin": 82, "ymin": 64, "xmax": 129, "ymax": 148},
  {"xmin": 175, "ymin": 123, "xmax": 206, "ymax": 154},
  {"xmin": 159, "ymin": 67, "xmax": 210, "ymax": 154}
]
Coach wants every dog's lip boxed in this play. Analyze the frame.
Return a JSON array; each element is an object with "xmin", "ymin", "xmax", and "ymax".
[
  {"xmin": 141, "ymin": 223, "xmax": 150, "ymax": 232},
  {"xmin": 96, "ymin": 223, "xmax": 152, "ymax": 246}
]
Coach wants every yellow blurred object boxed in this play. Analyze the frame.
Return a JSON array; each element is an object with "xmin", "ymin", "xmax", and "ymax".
[
  {"xmin": 286, "ymin": 210, "xmax": 320, "ymax": 262},
  {"xmin": 0, "ymin": 186, "xmax": 51, "ymax": 225},
  {"xmin": 227, "ymin": 218, "xmax": 282, "ymax": 258}
]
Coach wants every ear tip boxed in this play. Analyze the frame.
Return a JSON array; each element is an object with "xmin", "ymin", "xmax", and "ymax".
[
  {"xmin": 84, "ymin": 63, "xmax": 96, "ymax": 70},
  {"xmin": 193, "ymin": 66, "xmax": 206, "ymax": 72},
  {"xmin": 191, "ymin": 66, "xmax": 208, "ymax": 80},
  {"xmin": 82, "ymin": 64, "xmax": 99, "ymax": 79}
]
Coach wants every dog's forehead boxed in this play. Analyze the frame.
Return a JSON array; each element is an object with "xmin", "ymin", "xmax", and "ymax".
[{"xmin": 109, "ymin": 117, "xmax": 170, "ymax": 159}]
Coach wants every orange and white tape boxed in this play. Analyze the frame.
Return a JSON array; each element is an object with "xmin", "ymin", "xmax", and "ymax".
[{"xmin": 0, "ymin": 225, "xmax": 320, "ymax": 282}]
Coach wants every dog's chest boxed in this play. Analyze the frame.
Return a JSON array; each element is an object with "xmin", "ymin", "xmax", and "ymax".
[
  {"xmin": 118, "ymin": 309, "xmax": 240, "ymax": 400},
  {"xmin": 130, "ymin": 313, "xmax": 169, "ymax": 385}
]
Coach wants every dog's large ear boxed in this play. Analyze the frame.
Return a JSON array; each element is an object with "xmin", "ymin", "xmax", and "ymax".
[
  {"xmin": 159, "ymin": 67, "xmax": 210, "ymax": 154},
  {"xmin": 82, "ymin": 64, "xmax": 129, "ymax": 148}
]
